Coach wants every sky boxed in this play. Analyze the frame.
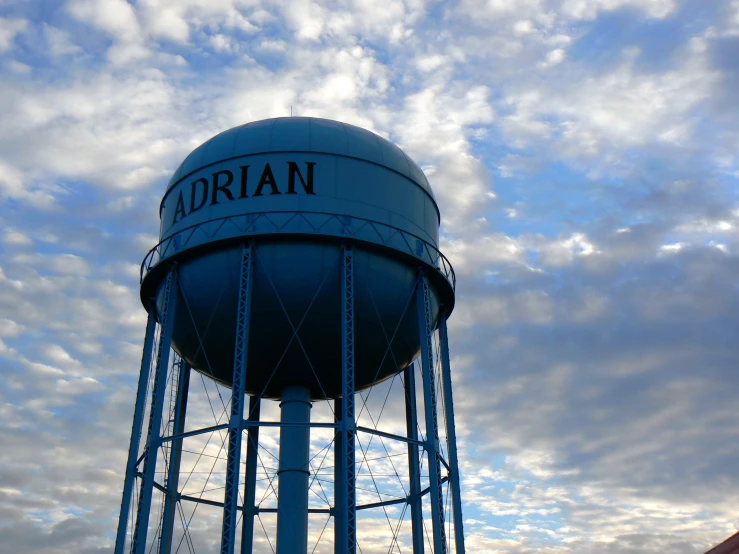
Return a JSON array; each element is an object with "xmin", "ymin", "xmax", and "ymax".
[{"xmin": 1, "ymin": 0, "xmax": 739, "ymax": 552}]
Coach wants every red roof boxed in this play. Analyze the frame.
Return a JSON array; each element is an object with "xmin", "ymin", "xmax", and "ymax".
[{"xmin": 706, "ymin": 532, "xmax": 739, "ymax": 554}]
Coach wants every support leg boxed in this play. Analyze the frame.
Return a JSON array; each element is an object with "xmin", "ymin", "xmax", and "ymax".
[
  {"xmin": 159, "ymin": 359, "xmax": 191, "ymax": 554},
  {"xmin": 221, "ymin": 243, "xmax": 254, "ymax": 554},
  {"xmin": 132, "ymin": 268, "xmax": 178, "ymax": 554},
  {"xmin": 439, "ymin": 314, "xmax": 465, "ymax": 554},
  {"xmin": 334, "ymin": 399, "xmax": 345, "ymax": 554},
  {"xmin": 335, "ymin": 243, "xmax": 356, "ymax": 554},
  {"xmin": 404, "ymin": 364, "xmax": 424, "ymax": 554},
  {"xmin": 114, "ymin": 311, "xmax": 157, "ymax": 554},
  {"xmin": 276, "ymin": 386, "xmax": 312, "ymax": 554},
  {"xmin": 416, "ymin": 272, "xmax": 447, "ymax": 554},
  {"xmin": 240, "ymin": 396, "xmax": 261, "ymax": 554}
]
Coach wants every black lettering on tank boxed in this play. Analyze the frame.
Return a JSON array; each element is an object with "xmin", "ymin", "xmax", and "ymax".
[
  {"xmin": 253, "ymin": 163, "xmax": 281, "ymax": 196},
  {"xmin": 211, "ymin": 170, "xmax": 235, "ymax": 205},
  {"xmin": 172, "ymin": 190, "xmax": 186, "ymax": 224},
  {"xmin": 286, "ymin": 161, "xmax": 316, "ymax": 195},
  {"xmin": 239, "ymin": 165, "xmax": 250, "ymax": 198},
  {"xmin": 167, "ymin": 160, "xmax": 318, "ymax": 226},
  {"xmin": 189, "ymin": 177, "xmax": 209, "ymax": 213}
]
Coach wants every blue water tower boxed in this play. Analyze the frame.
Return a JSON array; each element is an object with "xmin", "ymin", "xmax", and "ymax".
[{"xmin": 114, "ymin": 118, "xmax": 466, "ymax": 554}]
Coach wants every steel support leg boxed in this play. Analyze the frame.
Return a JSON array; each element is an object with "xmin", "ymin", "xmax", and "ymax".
[
  {"xmin": 114, "ymin": 310, "xmax": 157, "ymax": 554},
  {"xmin": 439, "ymin": 314, "xmax": 466, "ymax": 554},
  {"xmin": 221, "ymin": 243, "xmax": 254, "ymax": 554},
  {"xmin": 159, "ymin": 359, "xmax": 191, "ymax": 554},
  {"xmin": 132, "ymin": 268, "xmax": 178, "ymax": 554},
  {"xmin": 404, "ymin": 364, "xmax": 424, "ymax": 554},
  {"xmin": 335, "ymin": 243, "xmax": 356, "ymax": 554},
  {"xmin": 334, "ymin": 398, "xmax": 345, "ymax": 554},
  {"xmin": 416, "ymin": 272, "xmax": 447, "ymax": 554},
  {"xmin": 276, "ymin": 386, "xmax": 312, "ymax": 554},
  {"xmin": 240, "ymin": 396, "xmax": 261, "ymax": 554}
]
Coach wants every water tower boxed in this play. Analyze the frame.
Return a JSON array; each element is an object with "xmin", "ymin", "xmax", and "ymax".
[{"xmin": 114, "ymin": 117, "xmax": 465, "ymax": 554}]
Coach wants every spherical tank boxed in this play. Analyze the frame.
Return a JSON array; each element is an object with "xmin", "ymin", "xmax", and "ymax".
[{"xmin": 140, "ymin": 117, "xmax": 455, "ymax": 400}]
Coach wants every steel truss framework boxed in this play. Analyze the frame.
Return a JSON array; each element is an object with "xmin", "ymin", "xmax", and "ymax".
[{"xmin": 115, "ymin": 241, "xmax": 466, "ymax": 554}]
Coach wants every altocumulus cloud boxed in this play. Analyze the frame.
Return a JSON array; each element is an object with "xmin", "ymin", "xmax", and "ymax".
[{"xmin": 0, "ymin": 0, "xmax": 738, "ymax": 552}]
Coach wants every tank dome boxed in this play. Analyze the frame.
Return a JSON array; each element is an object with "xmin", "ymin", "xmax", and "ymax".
[{"xmin": 167, "ymin": 117, "xmax": 437, "ymax": 203}]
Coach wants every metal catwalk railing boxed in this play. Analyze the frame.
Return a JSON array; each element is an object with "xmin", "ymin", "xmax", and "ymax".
[{"xmin": 140, "ymin": 211, "xmax": 455, "ymax": 293}]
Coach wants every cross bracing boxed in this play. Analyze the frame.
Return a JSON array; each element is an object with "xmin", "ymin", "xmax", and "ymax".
[{"xmin": 116, "ymin": 242, "xmax": 465, "ymax": 554}]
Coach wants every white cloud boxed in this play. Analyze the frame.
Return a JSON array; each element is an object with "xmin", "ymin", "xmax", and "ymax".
[
  {"xmin": 0, "ymin": 158, "xmax": 25, "ymax": 199},
  {"xmin": 538, "ymin": 233, "xmax": 598, "ymax": 266},
  {"xmin": 659, "ymin": 242, "xmax": 686, "ymax": 254},
  {"xmin": 0, "ymin": 73, "xmax": 189, "ymax": 196},
  {"xmin": 561, "ymin": 0, "xmax": 677, "ymax": 20},
  {"xmin": 0, "ymin": 18, "xmax": 27, "ymax": 53},
  {"xmin": 43, "ymin": 25, "xmax": 83, "ymax": 57},
  {"xmin": 416, "ymin": 53, "xmax": 447, "ymax": 72},
  {"xmin": 0, "ymin": 319, "xmax": 25, "ymax": 337},
  {"xmin": 68, "ymin": 0, "xmax": 142, "ymax": 41},
  {"xmin": 137, "ymin": 0, "xmax": 261, "ymax": 43},
  {"xmin": 0, "ymin": 0, "xmax": 738, "ymax": 552},
  {"xmin": 513, "ymin": 19, "xmax": 536, "ymax": 35},
  {"xmin": 392, "ymin": 84, "xmax": 495, "ymax": 230},
  {"xmin": 545, "ymin": 47, "xmax": 565, "ymax": 65},
  {"xmin": 676, "ymin": 218, "xmax": 734, "ymax": 234},
  {"xmin": 139, "ymin": 0, "xmax": 191, "ymax": 42},
  {"xmin": 68, "ymin": 0, "xmax": 151, "ymax": 64}
]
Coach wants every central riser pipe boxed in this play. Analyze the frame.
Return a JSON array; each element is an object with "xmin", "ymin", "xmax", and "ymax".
[{"xmin": 276, "ymin": 386, "xmax": 312, "ymax": 554}]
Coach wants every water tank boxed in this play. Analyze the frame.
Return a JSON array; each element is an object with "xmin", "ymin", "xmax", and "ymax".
[{"xmin": 140, "ymin": 117, "xmax": 455, "ymax": 399}]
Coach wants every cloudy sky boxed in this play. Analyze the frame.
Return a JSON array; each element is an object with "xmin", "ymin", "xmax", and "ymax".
[{"xmin": 1, "ymin": 0, "xmax": 739, "ymax": 552}]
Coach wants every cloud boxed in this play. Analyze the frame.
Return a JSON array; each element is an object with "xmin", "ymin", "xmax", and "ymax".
[
  {"xmin": 561, "ymin": 0, "xmax": 678, "ymax": 20},
  {"xmin": 0, "ymin": 17, "xmax": 27, "ymax": 53},
  {"xmin": 0, "ymin": 0, "xmax": 738, "ymax": 552},
  {"xmin": 43, "ymin": 25, "xmax": 84, "ymax": 57},
  {"xmin": 500, "ymin": 38, "xmax": 718, "ymax": 161}
]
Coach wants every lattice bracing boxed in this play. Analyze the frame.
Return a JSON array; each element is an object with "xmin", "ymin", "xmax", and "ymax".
[
  {"xmin": 339, "ymin": 243, "xmax": 356, "ymax": 554},
  {"xmin": 131, "ymin": 267, "xmax": 178, "ymax": 554},
  {"xmin": 141, "ymin": 212, "xmax": 455, "ymax": 294},
  {"xmin": 120, "ymin": 243, "xmax": 463, "ymax": 554},
  {"xmin": 220, "ymin": 243, "xmax": 254, "ymax": 554},
  {"xmin": 416, "ymin": 271, "xmax": 448, "ymax": 554},
  {"xmin": 114, "ymin": 311, "xmax": 158, "ymax": 554}
]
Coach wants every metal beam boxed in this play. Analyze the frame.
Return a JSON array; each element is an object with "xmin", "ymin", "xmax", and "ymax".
[
  {"xmin": 335, "ymin": 243, "xmax": 356, "ymax": 554},
  {"xmin": 159, "ymin": 359, "xmax": 191, "ymax": 554},
  {"xmin": 181, "ymin": 494, "xmax": 334, "ymax": 515},
  {"xmin": 355, "ymin": 426, "xmax": 426, "ymax": 447},
  {"xmin": 221, "ymin": 243, "xmax": 254, "ymax": 554},
  {"xmin": 356, "ymin": 497, "xmax": 407, "ymax": 511},
  {"xmin": 334, "ymin": 398, "xmax": 345, "ymax": 554},
  {"xmin": 159, "ymin": 420, "xmax": 337, "ymax": 446},
  {"xmin": 132, "ymin": 267, "xmax": 178, "ymax": 554},
  {"xmin": 404, "ymin": 364, "xmax": 424, "ymax": 554},
  {"xmin": 240, "ymin": 396, "xmax": 261, "ymax": 554},
  {"xmin": 418, "ymin": 475, "xmax": 449, "ymax": 498},
  {"xmin": 439, "ymin": 314, "xmax": 466, "ymax": 554},
  {"xmin": 115, "ymin": 311, "xmax": 157, "ymax": 554},
  {"xmin": 159, "ymin": 423, "xmax": 229, "ymax": 444},
  {"xmin": 244, "ymin": 421, "xmax": 336, "ymax": 430},
  {"xmin": 416, "ymin": 271, "xmax": 447, "ymax": 554}
]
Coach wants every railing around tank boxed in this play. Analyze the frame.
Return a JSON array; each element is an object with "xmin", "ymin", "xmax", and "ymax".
[{"xmin": 140, "ymin": 211, "xmax": 455, "ymax": 292}]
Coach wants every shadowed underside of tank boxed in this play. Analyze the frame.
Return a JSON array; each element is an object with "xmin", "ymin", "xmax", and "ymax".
[{"xmin": 159, "ymin": 241, "xmax": 440, "ymax": 400}]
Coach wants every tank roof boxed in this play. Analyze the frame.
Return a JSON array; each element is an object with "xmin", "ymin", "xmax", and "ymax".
[{"xmin": 166, "ymin": 117, "xmax": 436, "ymax": 202}]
